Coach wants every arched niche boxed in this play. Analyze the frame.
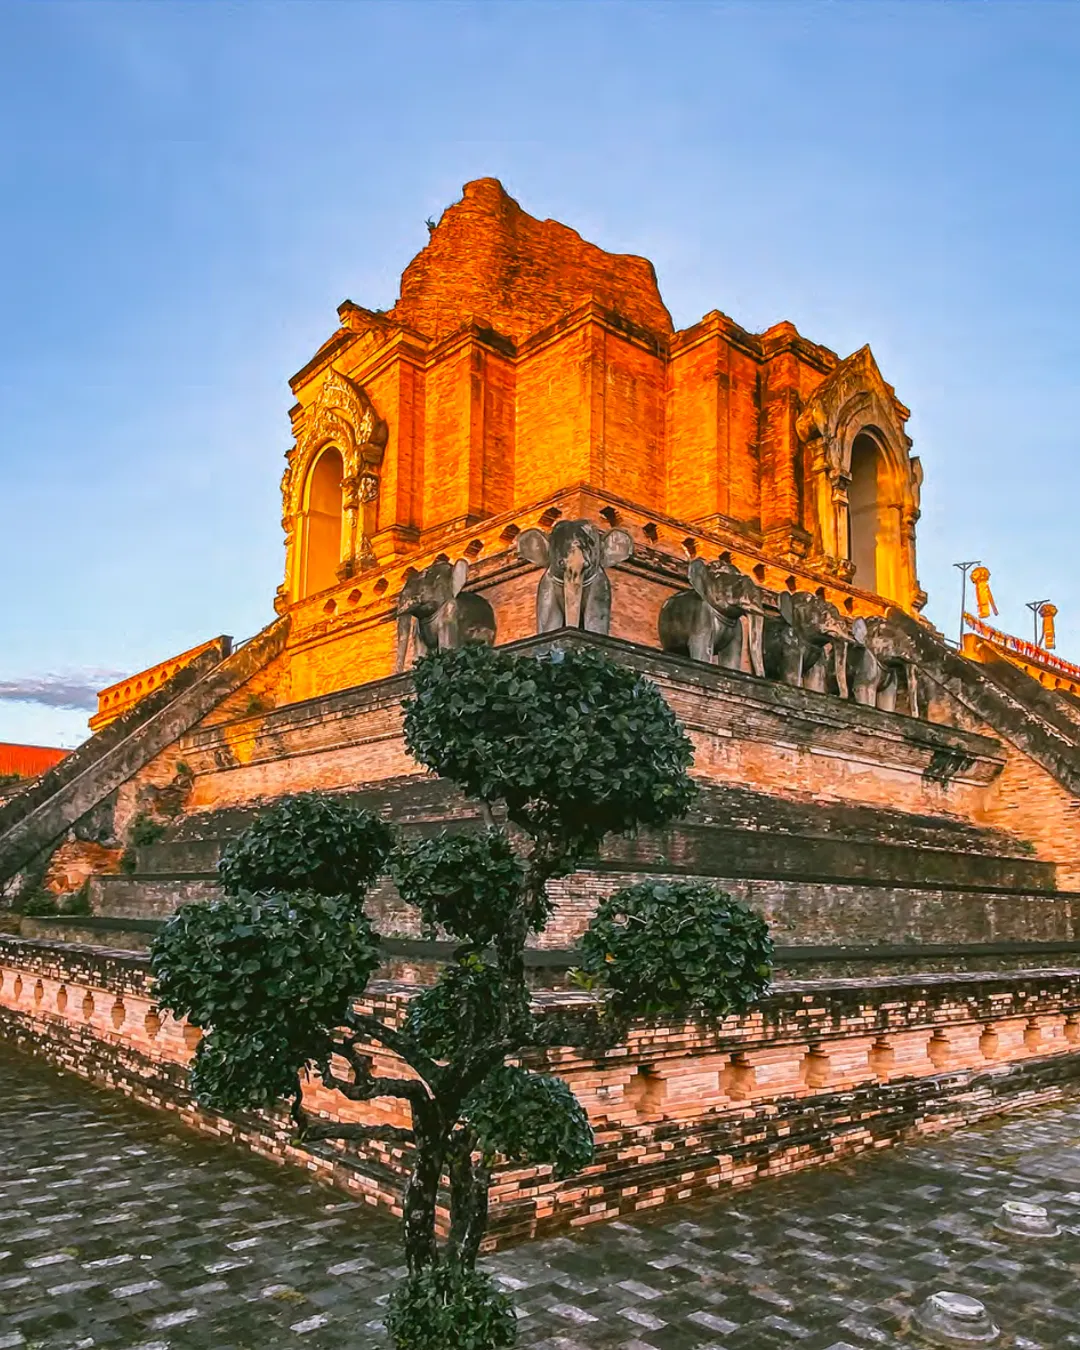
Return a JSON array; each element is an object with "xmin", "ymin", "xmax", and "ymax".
[
  {"xmin": 299, "ymin": 447, "xmax": 345, "ymax": 598},
  {"xmin": 849, "ymin": 432, "xmax": 882, "ymax": 592},
  {"xmin": 796, "ymin": 346, "xmax": 922, "ymax": 611},
  {"xmin": 846, "ymin": 426, "xmax": 906, "ymax": 602}
]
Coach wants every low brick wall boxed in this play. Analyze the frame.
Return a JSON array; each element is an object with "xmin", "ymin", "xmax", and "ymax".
[{"xmin": 3, "ymin": 935, "xmax": 1080, "ymax": 1248}]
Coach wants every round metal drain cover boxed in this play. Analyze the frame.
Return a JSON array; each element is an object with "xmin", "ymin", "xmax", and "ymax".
[
  {"xmin": 994, "ymin": 1199, "xmax": 1060, "ymax": 1238},
  {"xmin": 912, "ymin": 1291, "xmax": 999, "ymax": 1345}
]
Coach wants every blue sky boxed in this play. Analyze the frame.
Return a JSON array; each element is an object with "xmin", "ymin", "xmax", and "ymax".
[{"xmin": 1, "ymin": 0, "xmax": 1078, "ymax": 746}]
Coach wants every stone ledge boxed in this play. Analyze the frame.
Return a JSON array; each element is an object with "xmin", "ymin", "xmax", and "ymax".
[{"xmin": 178, "ymin": 631, "xmax": 1005, "ymax": 791}]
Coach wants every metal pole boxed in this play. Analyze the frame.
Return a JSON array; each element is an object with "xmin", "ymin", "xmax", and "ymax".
[
  {"xmin": 953, "ymin": 561, "xmax": 981, "ymax": 649},
  {"xmin": 1026, "ymin": 600, "xmax": 1051, "ymax": 646}
]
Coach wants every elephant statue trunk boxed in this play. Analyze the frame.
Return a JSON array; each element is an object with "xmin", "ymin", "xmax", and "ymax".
[{"xmin": 562, "ymin": 537, "xmax": 588, "ymax": 630}]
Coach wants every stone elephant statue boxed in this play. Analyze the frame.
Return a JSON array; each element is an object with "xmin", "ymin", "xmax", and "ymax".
[
  {"xmin": 657, "ymin": 558, "xmax": 766, "ymax": 675},
  {"xmin": 394, "ymin": 559, "xmax": 497, "ymax": 672},
  {"xmin": 764, "ymin": 591, "xmax": 851, "ymax": 697},
  {"xmin": 516, "ymin": 519, "xmax": 633, "ymax": 635},
  {"xmin": 847, "ymin": 616, "xmax": 920, "ymax": 716}
]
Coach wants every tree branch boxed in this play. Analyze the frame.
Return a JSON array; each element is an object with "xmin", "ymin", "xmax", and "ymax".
[
  {"xmin": 322, "ymin": 1061, "xmax": 423, "ymax": 1105},
  {"xmin": 300, "ymin": 1118, "xmax": 414, "ymax": 1145},
  {"xmin": 290, "ymin": 1087, "xmax": 414, "ymax": 1147},
  {"xmin": 343, "ymin": 1009, "xmax": 441, "ymax": 1086}
]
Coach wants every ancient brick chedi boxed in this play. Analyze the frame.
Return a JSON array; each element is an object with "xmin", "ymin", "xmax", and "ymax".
[{"xmin": 4, "ymin": 179, "xmax": 1080, "ymax": 1238}]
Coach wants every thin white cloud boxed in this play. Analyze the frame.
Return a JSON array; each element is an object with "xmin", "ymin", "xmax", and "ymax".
[{"xmin": 0, "ymin": 673, "xmax": 123, "ymax": 712}]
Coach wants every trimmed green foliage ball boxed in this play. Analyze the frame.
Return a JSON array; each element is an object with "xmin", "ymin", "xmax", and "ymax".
[
  {"xmin": 579, "ymin": 880, "xmax": 773, "ymax": 1021},
  {"xmin": 151, "ymin": 889, "xmax": 380, "ymax": 1111},
  {"xmin": 403, "ymin": 646, "xmax": 696, "ymax": 852},
  {"xmin": 386, "ymin": 1264, "xmax": 516, "ymax": 1350},
  {"xmin": 391, "ymin": 830, "xmax": 524, "ymax": 946},
  {"xmin": 217, "ymin": 793, "xmax": 393, "ymax": 898},
  {"xmin": 403, "ymin": 955, "xmax": 531, "ymax": 1062},
  {"xmin": 465, "ymin": 1065, "xmax": 595, "ymax": 1179}
]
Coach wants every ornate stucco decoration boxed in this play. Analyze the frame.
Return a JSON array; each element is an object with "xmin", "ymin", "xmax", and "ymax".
[
  {"xmin": 277, "ymin": 369, "xmax": 388, "ymax": 609},
  {"xmin": 796, "ymin": 345, "xmax": 924, "ymax": 610}
]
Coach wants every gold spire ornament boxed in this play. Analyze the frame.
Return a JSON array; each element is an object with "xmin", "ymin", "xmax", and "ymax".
[{"xmin": 970, "ymin": 566, "xmax": 998, "ymax": 619}]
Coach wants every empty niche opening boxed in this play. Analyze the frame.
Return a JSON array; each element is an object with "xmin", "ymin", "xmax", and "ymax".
[
  {"xmin": 753, "ymin": 563, "xmax": 767, "ymax": 584},
  {"xmin": 600, "ymin": 506, "xmax": 621, "ymax": 526},
  {"xmin": 642, "ymin": 522, "xmax": 659, "ymax": 542},
  {"xmin": 465, "ymin": 538, "xmax": 484, "ymax": 558},
  {"xmin": 538, "ymin": 507, "xmax": 562, "ymax": 528},
  {"xmin": 500, "ymin": 523, "xmax": 520, "ymax": 544},
  {"xmin": 847, "ymin": 432, "xmax": 886, "ymax": 592},
  {"xmin": 299, "ymin": 446, "xmax": 345, "ymax": 598},
  {"xmin": 625, "ymin": 1065, "xmax": 667, "ymax": 1117}
]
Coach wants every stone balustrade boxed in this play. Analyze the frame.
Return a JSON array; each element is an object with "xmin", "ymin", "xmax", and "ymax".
[{"xmin": 2, "ymin": 935, "xmax": 1080, "ymax": 1246}]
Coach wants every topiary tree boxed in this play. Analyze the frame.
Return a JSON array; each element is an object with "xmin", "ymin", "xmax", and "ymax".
[{"xmin": 150, "ymin": 644, "xmax": 772, "ymax": 1348}]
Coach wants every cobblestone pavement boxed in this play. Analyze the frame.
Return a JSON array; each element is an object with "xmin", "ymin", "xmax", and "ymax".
[{"xmin": 2, "ymin": 1046, "xmax": 1080, "ymax": 1350}]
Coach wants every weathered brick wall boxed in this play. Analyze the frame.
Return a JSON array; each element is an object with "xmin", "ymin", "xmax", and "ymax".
[
  {"xmin": 43, "ymin": 839, "xmax": 121, "ymax": 895},
  {"xmin": 978, "ymin": 738, "xmax": 1080, "ymax": 888},
  {"xmin": 4, "ymin": 936, "xmax": 1080, "ymax": 1246},
  {"xmin": 389, "ymin": 177, "xmax": 673, "ymax": 347}
]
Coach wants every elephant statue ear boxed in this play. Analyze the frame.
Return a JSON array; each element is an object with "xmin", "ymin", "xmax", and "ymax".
[
  {"xmin": 778, "ymin": 590, "xmax": 795, "ymax": 626},
  {"xmin": 516, "ymin": 528, "xmax": 550, "ymax": 567},
  {"xmin": 851, "ymin": 616, "xmax": 869, "ymax": 644},
  {"xmin": 451, "ymin": 559, "xmax": 469, "ymax": 595},
  {"xmin": 687, "ymin": 558, "xmax": 710, "ymax": 598},
  {"xmin": 601, "ymin": 528, "xmax": 634, "ymax": 567}
]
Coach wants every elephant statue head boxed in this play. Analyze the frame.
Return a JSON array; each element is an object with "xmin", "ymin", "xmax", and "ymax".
[
  {"xmin": 516, "ymin": 519, "xmax": 634, "ymax": 635},
  {"xmin": 658, "ymin": 558, "xmax": 766, "ymax": 675},
  {"xmin": 848, "ymin": 615, "xmax": 920, "ymax": 716},
  {"xmin": 394, "ymin": 558, "xmax": 497, "ymax": 672},
  {"xmin": 765, "ymin": 590, "xmax": 851, "ymax": 697}
]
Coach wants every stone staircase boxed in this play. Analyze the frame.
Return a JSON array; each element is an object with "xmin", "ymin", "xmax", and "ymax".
[
  {"xmin": 0, "ymin": 619, "xmax": 290, "ymax": 887},
  {"xmin": 33, "ymin": 776, "xmax": 1072, "ymax": 973}
]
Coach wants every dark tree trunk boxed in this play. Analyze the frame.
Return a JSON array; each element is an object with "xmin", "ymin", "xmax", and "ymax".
[
  {"xmin": 402, "ymin": 1099, "xmax": 448, "ymax": 1273},
  {"xmin": 446, "ymin": 1128, "xmax": 490, "ymax": 1270}
]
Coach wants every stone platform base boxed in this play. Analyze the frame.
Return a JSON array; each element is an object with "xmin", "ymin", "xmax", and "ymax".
[{"xmin": 2, "ymin": 934, "xmax": 1080, "ymax": 1248}]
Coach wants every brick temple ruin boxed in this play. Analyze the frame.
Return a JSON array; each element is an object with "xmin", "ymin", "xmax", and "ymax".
[{"xmin": 3, "ymin": 178, "xmax": 1080, "ymax": 1244}]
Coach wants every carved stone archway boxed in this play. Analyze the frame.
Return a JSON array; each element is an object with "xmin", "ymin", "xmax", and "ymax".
[
  {"xmin": 277, "ymin": 370, "xmax": 388, "ymax": 608},
  {"xmin": 796, "ymin": 346, "xmax": 924, "ymax": 610}
]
